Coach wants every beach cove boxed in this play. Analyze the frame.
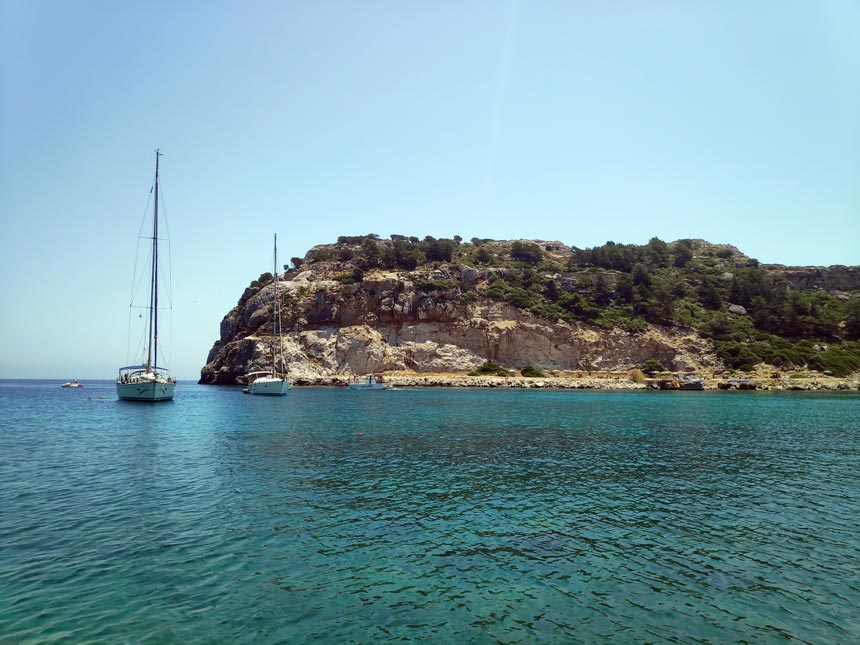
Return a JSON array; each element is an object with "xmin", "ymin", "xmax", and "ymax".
[{"xmin": 292, "ymin": 370, "xmax": 860, "ymax": 392}]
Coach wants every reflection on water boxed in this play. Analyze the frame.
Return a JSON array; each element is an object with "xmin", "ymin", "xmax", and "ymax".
[{"xmin": 1, "ymin": 382, "xmax": 859, "ymax": 642}]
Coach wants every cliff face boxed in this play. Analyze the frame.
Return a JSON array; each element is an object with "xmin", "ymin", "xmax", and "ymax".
[
  {"xmin": 199, "ymin": 260, "xmax": 716, "ymax": 385},
  {"xmin": 764, "ymin": 265, "xmax": 860, "ymax": 292},
  {"xmin": 199, "ymin": 238, "xmax": 858, "ymax": 385}
]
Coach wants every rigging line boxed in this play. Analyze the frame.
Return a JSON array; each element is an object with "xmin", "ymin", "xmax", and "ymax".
[
  {"xmin": 127, "ymin": 310, "xmax": 148, "ymax": 366},
  {"xmin": 130, "ymin": 254, "xmax": 151, "ymax": 309},
  {"xmin": 166, "ymin": 307, "xmax": 173, "ymax": 377},
  {"xmin": 129, "ymin": 183, "xmax": 154, "ymax": 304},
  {"xmin": 156, "ymin": 252, "xmax": 172, "ymax": 310},
  {"xmin": 156, "ymin": 307, "xmax": 173, "ymax": 375},
  {"xmin": 159, "ymin": 256, "xmax": 173, "ymax": 309},
  {"xmin": 126, "ymin": 185, "xmax": 154, "ymax": 365},
  {"xmin": 150, "ymin": 170, "xmax": 172, "ymax": 374},
  {"xmin": 155, "ymin": 184, "xmax": 174, "ymax": 309},
  {"xmin": 125, "ymin": 299, "xmax": 133, "ymax": 367},
  {"xmin": 135, "ymin": 317, "xmax": 148, "ymax": 364}
]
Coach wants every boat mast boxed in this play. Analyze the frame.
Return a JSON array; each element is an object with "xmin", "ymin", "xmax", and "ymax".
[
  {"xmin": 147, "ymin": 149, "xmax": 162, "ymax": 373},
  {"xmin": 273, "ymin": 233, "xmax": 281, "ymax": 375}
]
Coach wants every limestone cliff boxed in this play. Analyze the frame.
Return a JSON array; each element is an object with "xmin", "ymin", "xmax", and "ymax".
[
  {"xmin": 200, "ymin": 241, "xmax": 718, "ymax": 384},
  {"xmin": 199, "ymin": 237, "xmax": 858, "ymax": 384}
]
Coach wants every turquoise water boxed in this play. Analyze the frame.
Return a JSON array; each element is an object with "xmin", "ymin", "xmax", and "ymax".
[{"xmin": 1, "ymin": 380, "xmax": 859, "ymax": 643}]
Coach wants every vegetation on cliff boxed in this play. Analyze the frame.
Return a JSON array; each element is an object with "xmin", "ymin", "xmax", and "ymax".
[{"xmin": 285, "ymin": 234, "xmax": 860, "ymax": 376}]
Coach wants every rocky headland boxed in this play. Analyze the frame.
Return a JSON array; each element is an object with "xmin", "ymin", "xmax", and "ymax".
[{"xmin": 199, "ymin": 237, "xmax": 860, "ymax": 388}]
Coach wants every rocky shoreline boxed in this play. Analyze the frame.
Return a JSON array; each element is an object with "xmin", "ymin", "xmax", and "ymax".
[{"xmin": 288, "ymin": 372, "xmax": 860, "ymax": 391}]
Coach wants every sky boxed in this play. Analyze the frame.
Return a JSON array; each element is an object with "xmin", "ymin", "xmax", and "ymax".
[{"xmin": 1, "ymin": 1, "xmax": 858, "ymax": 379}]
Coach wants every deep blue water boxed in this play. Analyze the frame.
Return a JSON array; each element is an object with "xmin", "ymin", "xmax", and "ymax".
[{"xmin": 1, "ymin": 380, "xmax": 859, "ymax": 643}]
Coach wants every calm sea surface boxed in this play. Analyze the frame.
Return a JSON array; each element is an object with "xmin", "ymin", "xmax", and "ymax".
[{"xmin": 1, "ymin": 380, "xmax": 858, "ymax": 643}]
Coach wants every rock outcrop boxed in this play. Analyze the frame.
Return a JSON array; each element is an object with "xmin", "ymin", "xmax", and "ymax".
[
  {"xmin": 764, "ymin": 265, "xmax": 860, "ymax": 292},
  {"xmin": 199, "ymin": 252, "xmax": 717, "ymax": 385},
  {"xmin": 199, "ymin": 238, "xmax": 858, "ymax": 385}
]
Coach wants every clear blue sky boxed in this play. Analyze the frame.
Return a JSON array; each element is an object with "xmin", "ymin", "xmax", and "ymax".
[{"xmin": 2, "ymin": 1, "xmax": 858, "ymax": 379}]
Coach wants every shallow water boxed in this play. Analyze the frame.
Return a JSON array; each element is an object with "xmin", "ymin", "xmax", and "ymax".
[{"xmin": 1, "ymin": 381, "xmax": 859, "ymax": 643}]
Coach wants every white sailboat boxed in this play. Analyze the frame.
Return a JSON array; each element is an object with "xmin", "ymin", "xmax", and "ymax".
[
  {"xmin": 348, "ymin": 374, "xmax": 390, "ymax": 391},
  {"xmin": 117, "ymin": 149, "xmax": 176, "ymax": 402},
  {"xmin": 245, "ymin": 234, "xmax": 290, "ymax": 396}
]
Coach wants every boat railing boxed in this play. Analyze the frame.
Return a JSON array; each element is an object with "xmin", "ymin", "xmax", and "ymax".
[{"xmin": 117, "ymin": 365, "xmax": 175, "ymax": 384}]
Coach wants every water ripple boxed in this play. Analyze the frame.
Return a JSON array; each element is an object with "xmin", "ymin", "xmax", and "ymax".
[{"xmin": 1, "ymin": 383, "xmax": 859, "ymax": 642}]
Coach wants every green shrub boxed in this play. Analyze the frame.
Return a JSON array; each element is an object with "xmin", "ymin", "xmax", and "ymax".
[
  {"xmin": 845, "ymin": 298, "xmax": 860, "ymax": 340},
  {"xmin": 510, "ymin": 241, "xmax": 543, "ymax": 264},
  {"xmin": 640, "ymin": 359, "xmax": 667, "ymax": 373},
  {"xmin": 250, "ymin": 272, "xmax": 273, "ymax": 289},
  {"xmin": 332, "ymin": 273, "xmax": 356, "ymax": 284},
  {"xmin": 806, "ymin": 343, "xmax": 860, "ymax": 376},
  {"xmin": 308, "ymin": 248, "xmax": 337, "ymax": 262},
  {"xmin": 520, "ymin": 365, "xmax": 545, "ymax": 377},
  {"xmin": 474, "ymin": 362, "xmax": 509, "ymax": 377},
  {"xmin": 422, "ymin": 237, "xmax": 456, "ymax": 262},
  {"xmin": 629, "ymin": 369, "xmax": 648, "ymax": 384},
  {"xmin": 459, "ymin": 291, "xmax": 478, "ymax": 304},
  {"xmin": 713, "ymin": 341, "xmax": 761, "ymax": 371},
  {"xmin": 620, "ymin": 317, "xmax": 648, "ymax": 333},
  {"xmin": 530, "ymin": 302, "xmax": 566, "ymax": 321},
  {"xmin": 595, "ymin": 306, "xmax": 646, "ymax": 332},
  {"xmin": 414, "ymin": 278, "xmax": 459, "ymax": 292},
  {"xmin": 475, "ymin": 246, "xmax": 494, "ymax": 265},
  {"xmin": 486, "ymin": 278, "xmax": 540, "ymax": 309}
]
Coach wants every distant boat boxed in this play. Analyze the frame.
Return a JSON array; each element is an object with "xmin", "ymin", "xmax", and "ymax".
[
  {"xmin": 61, "ymin": 379, "xmax": 84, "ymax": 388},
  {"xmin": 348, "ymin": 374, "xmax": 390, "ymax": 391},
  {"xmin": 116, "ymin": 149, "xmax": 176, "ymax": 402},
  {"xmin": 245, "ymin": 234, "xmax": 290, "ymax": 396}
]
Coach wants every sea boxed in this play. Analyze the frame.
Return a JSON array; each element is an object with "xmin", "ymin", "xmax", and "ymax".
[{"xmin": 1, "ymin": 380, "xmax": 858, "ymax": 644}]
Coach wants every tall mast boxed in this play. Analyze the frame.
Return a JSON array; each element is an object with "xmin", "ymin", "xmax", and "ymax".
[
  {"xmin": 147, "ymin": 149, "xmax": 161, "ymax": 372},
  {"xmin": 273, "ymin": 233, "xmax": 280, "ymax": 374}
]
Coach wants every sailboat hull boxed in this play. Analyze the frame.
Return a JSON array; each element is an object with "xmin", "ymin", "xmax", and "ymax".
[
  {"xmin": 248, "ymin": 377, "xmax": 290, "ymax": 396},
  {"xmin": 116, "ymin": 380, "xmax": 176, "ymax": 402}
]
